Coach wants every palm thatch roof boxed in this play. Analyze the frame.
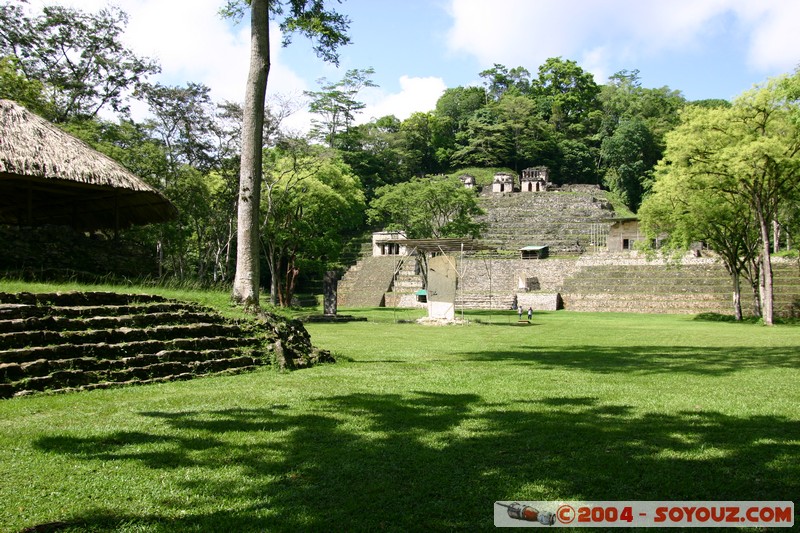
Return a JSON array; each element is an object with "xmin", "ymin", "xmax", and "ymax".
[{"xmin": 0, "ymin": 99, "xmax": 177, "ymax": 230}]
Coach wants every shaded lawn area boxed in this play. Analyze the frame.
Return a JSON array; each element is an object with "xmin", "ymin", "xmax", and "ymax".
[{"xmin": 1, "ymin": 308, "xmax": 799, "ymax": 531}]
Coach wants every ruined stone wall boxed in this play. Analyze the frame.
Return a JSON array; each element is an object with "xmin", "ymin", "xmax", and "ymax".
[
  {"xmin": 454, "ymin": 253, "xmax": 800, "ymax": 316},
  {"xmin": 557, "ymin": 184, "xmax": 603, "ymax": 193},
  {"xmin": 516, "ymin": 292, "xmax": 562, "ymax": 311},
  {"xmin": 459, "ymin": 257, "xmax": 582, "ymax": 294},
  {"xmin": 337, "ymin": 256, "xmax": 398, "ymax": 307}
]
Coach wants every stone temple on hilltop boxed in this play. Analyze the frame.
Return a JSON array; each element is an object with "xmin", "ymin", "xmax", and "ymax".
[
  {"xmin": 520, "ymin": 166, "xmax": 549, "ymax": 192},
  {"xmin": 335, "ymin": 166, "xmax": 800, "ymax": 318},
  {"xmin": 491, "ymin": 172, "xmax": 515, "ymax": 193}
]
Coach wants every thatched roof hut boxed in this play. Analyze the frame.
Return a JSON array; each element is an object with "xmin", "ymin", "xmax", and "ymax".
[{"xmin": 0, "ymin": 99, "xmax": 177, "ymax": 230}]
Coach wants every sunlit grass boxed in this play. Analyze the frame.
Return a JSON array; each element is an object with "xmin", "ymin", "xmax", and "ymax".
[{"xmin": 1, "ymin": 282, "xmax": 799, "ymax": 531}]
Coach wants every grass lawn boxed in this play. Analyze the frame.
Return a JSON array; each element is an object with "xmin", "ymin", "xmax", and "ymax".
[{"xmin": 1, "ymin": 288, "xmax": 799, "ymax": 531}]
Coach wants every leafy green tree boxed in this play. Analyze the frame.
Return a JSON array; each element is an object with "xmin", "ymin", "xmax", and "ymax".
[
  {"xmin": 62, "ymin": 118, "xmax": 170, "ymax": 189},
  {"xmin": 0, "ymin": 2, "xmax": 160, "ymax": 122},
  {"xmin": 204, "ymin": 101, "xmax": 246, "ymax": 283},
  {"xmin": 690, "ymin": 98, "xmax": 732, "ymax": 109},
  {"xmin": 597, "ymin": 70, "xmax": 686, "ymax": 208},
  {"xmin": 64, "ymin": 114, "xmax": 239, "ymax": 283},
  {"xmin": 305, "ymin": 67, "xmax": 377, "ymax": 147},
  {"xmin": 640, "ymin": 73, "xmax": 800, "ymax": 325},
  {"xmin": 492, "ymin": 94, "xmax": 555, "ymax": 172},
  {"xmin": 434, "ymin": 86, "xmax": 487, "ymax": 132},
  {"xmin": 337, "ymin": 115, "xmax": 407, "ymax": 200},
  {"xmin": 137, "ymin": 82, "xmax": 217, "ymax": 173},
  {"xmin": 222, "ymin": 0, "xmax": 350, "ymax": 308},
  {"xmin": 532, "ymin": 57, "xmax": 601, "ymax": 138},
  {"xmin": 639, "ymin": 156, "xmax": 762, "ymax": 320},
  {"xmin": 398, "ymin": 112, "xmax": 448, "ymax": 176},
  {"xmin": 600, "ymin": 118, "xmax": 659, "ymax": 211},
  {"xmin": 555, "ymin": 138, "xmax": 598, "ymax": 185},
  {"xmin": 479, "ymin": 64, "xmax": 531, "ymax": 100},
  {"xmin": 261, "ymin": 144, "xmax": 365, "ymax": 306},
  {"xmin": 600, "ymin": 71, "xmax": 685, "ymax": 142},
  {"xmin": 598, "ymin": 70, "xmax": 643, "ymax": 135},
  {"xmin": 433, "ymin": 86, "xmax": 487, "ymax": 165},
  {"xmin": 452, "ymin": 93, "xmax": 555, "ymax": 172},
  {"xmin": 121, "ymin": 85, "xmax": 239, "ymax": 282},
  {"xmin": 368, "ymin": 176, "xmax": 485, "ymax": 239},
  {"xmin": 0, "ymin": 55, "xmax": 48, "ymax": 114},
  {"xmin": 450, "ymin": 106, "xmax": 507, "ymax": 168}
]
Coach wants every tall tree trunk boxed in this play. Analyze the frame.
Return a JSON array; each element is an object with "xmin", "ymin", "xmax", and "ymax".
[
  {"xmin": 755, "ymin": 198, "xmax": 774, "ymax": 325},
  {"xmin": 267, "ymin": 243, "xmax": 280, "ymax": 306},
  {"xmin": 731, "ymin": 269, "xmax": 743, "ymax": 321},
  {"xmin": 232, "ymin": 0, "xmax": 270, "ymax": 308},
  {"xmin": 750, "ymin": 277, "xmax": 762, "ymax": 317}
]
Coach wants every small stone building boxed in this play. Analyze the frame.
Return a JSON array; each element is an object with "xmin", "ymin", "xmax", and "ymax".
[
  {"xmin": 492, "ymin": 172, "xmax": 515, "ymax": 193},
  {"xmin": 519, "ymin": 245, "xmax": 549, "ymax": 259},
  {"xmin": 458, "ymin": 174, "xmax": 476, "ymax": 189},
  {"xmin": 607, "ymin": 218, "xmax": 642, "ymax": 252},
  {"xmin": 372, "ymin": 231, "xmax": 407, "ymax": 256},
  {"xmin": 520, "ymin": 166, "xmax": 549, "ymax": 192}
]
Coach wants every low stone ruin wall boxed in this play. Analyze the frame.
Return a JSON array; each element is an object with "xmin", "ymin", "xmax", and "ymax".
[
  {"xmin": 457, "ymin": 253, "xmax": 800, "ymax": 316},
  {"xmin": 0, "ymin": 291, "xmax": 332, "ymax": 398},
  {"xmin": 516, "ymin": 292, "xmax": 563, "ymax": 311}
]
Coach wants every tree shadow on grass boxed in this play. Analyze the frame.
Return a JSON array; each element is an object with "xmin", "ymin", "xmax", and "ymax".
[
  {"xmin": 29, "ymin": 392, "xmax": 800, "ymax": 532},
  {"xmin": 462, "ymin": 344, "xmax": 800, "ymax": 376}
]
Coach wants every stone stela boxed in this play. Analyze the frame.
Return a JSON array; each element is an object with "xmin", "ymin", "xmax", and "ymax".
[{"xmin": 323, "ymin": 271, "xmax": 338, "ymax": 316}]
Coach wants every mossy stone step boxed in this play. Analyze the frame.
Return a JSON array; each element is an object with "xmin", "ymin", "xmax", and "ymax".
[
  {"xmin": 0, "ymin": 291, "xmax": 168, "ymax": 306},
  {"xmin": 0, "ymin": 301, "xmax": 206, "ymax": 321},
  {"xmin": 5, "ymin": 355, "xmax": 263, "ymax": 396},
  {"xmin": 0, "ymin": 336, "xmax": 257, "ymax": 365},
  {"xmin": 0, "ymin": 323, "xmax": 243, "ymax": 351},
  {"xmin": 1, "ymin": 291, "xmax": 329, "ymax": 397},
  {"xmin": 0, "ymin": 311, "xmax": 224, "ymax": 334},
  {"xmin": 5, "ymin": 348, "xmax": 258, "ymax": 379}
]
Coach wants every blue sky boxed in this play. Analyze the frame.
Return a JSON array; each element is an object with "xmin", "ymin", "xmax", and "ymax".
[{"xmin": 31, "ymin": 0, "xmax": 800, "ymax": 131}]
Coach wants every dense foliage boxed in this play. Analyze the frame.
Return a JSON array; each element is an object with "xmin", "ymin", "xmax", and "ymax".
[
  {"xmin": 3, "ymin": 2, "xmax": 797, "ymax": 307},
  {"xmin": 639, "ymin": 72, "xmax": 800, "ymax": 323}
]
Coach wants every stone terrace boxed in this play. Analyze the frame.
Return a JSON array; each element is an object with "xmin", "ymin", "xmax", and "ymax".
[
  {"xmin": 560, "ymin": 260, "xmax": 732, "ymax": 314},
  {"xmin": 477, "ymin": 189, "xmax": 616, "ymax": 253},
  {"xmin": 453, "ymin": 253, "xmax": 800, "ymax": 316},
  {"xmin": 558, "ymin": 255, "xmax": 800, "ymax": 316},
  {"xmin": 0, "ymin": 292, "xmax": 274, "ymax": 398}
]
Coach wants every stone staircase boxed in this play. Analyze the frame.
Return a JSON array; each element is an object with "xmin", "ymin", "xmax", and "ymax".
[
  {"xmin": 337, "ymin": 256, "xmax": 400, "ymax": 308},
  {"xmin": 478, "ymin": 190, "xmax": 616, "ymax": 253},
  {"xmin": 384, "ymin": 256, "xmax": 425, "ymax": 308},
  {"xmin": 0, "ymin": 292, "xmax": 272, "ymax": 398}
]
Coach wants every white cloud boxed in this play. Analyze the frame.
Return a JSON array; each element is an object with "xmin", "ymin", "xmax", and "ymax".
[
  {"xmin": 360, "ymin": 76, "xmax": 448, "ymax": 123},
  {"xmin": 740, "ymin": 0, "xmax": 800, "ymax": 71},
  {"xmin": 24, "ymin": 0, "xmax": 442, "ymax": 131},
  {"xmin": 25, "ymin": 1, "xmax": 308, "ymax": 110},
  {"xmin": 446, "ymin": 0, "xmax": 800, "ymax": 81},
  {"xmin": 121, "ymin": 0, "xmax": 248, "ymax": 98}
]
